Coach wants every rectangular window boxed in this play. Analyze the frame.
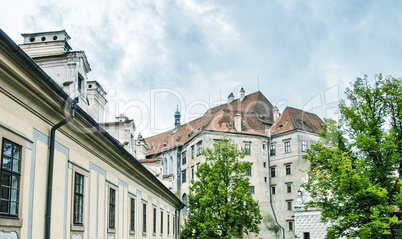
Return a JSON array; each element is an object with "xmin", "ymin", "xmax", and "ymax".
[
  {"xmin": 168, "ymin": 214, "xmax": 170, "ymax": 234},
  {"xmin": 0, "ymin": 139, "xmax": 22, "ymax": 217},
  {"xmin": 304, "ymin": 232, "xmax": 310, "ymax": 239},
  {"xmin": 284, "ymin": 141, "xmax": 291, "ymax": 153},
  {"xmin": 286, "ymin": 164, "xmax": 291, "ymax": 175},
  {"xmin": 288, "ymin": 221, "xmax": 293, "ymax": 231},
  {"xmin": 78, "ymin": 75, "xmax": 83, "ymax": 93},
  {"xmin": 153, "ymin": 207, "xmax": 156, "ymax": 234},
  {"xmin": 264, "ymin": 177, "xmax": 267, "ymax": 182},
  {"xmin": 287, "ymin": 201, "xmax": 293, "ymax": 211},
  {"xmin": 250, "ymin": 186, "xmax": 255, "ymax": 194},
  {"xmin": 196, "ymin": 141, "xmax": 202, "ymax": 156},
  {"xmin": 246, "ymin": 168, "xmax": 252, "ymax": 176},
  {"xmin": 191, "ymin": 146, "xmax": 194, "ymax": 159},
  {"xmin": 173, "ymin": 216, "xmax": 175, "ymax": 235},
  {"xmin": 74, "ymin": 172, "xmax": 84, "ymax": 225},
  {"xmin": 271, "ymin": 186, "xmax": 276, "ymax": 195},
  {"xmin": 270, "ymin": 144, "xmax": 276, "ymax": 156},
  {"xmin": 245, "ymin": 143, "xmax": 251, "ymax": 155},
  {"xmin": 181, "ymin": 170, "xmax": 187, "ymax": 183},
  {"xmin": 109, "ymin": 188, "xmax": 116, "ymax": 229},
  {"xmin": 191, "ymin": 166, "xmax": 194, "ymax": 180},
  {"xmin": 182, "ymin": 151, "xmax": 187, "ymax": 165},
  {"xmin": 270, "ymin": 167, "xmax": 276, "ymax": 178},
  {"xmin": 263, "ymin": 162, "xmax": 266, "ymax": 168},
  {"xmin": 196, "ymin": 163, "xmax": 200, "ymax": 170},
  {"xmin": 143, "ymin": 203, "xmax": 147, "ymax": 233},
  {"xmin": 130, "ymin": 198, "xmax": 135, "ymax": 231},
  {"xmin": 160, "ymin": 211, "xmax": 163, "ymax": 234},
  {"xmin": 302, "ymin": 140, "xmax": 308, "ymax": 152},
  {"xmin": 287, "ymin": 183, "xmax": 292, "ymax": 193}
]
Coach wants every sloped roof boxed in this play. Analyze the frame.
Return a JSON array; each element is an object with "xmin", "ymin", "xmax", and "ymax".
[
  {"xmin": 144, "ymin": 91, "xmax": 275, "ymax": 156},
  {"xmin": 270, "ymin": 107, "xmax": 324, "ymax": 136}
]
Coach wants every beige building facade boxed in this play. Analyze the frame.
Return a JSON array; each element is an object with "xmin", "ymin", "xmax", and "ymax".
[{"xmin": 0, "ymin": 29, "xmax": 182, "ymax": 239}]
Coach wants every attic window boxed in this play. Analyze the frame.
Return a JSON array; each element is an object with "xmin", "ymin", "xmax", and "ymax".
[
  {"xmin": 188, "ymin": 132, "xmax": 193, "ymax": 137},
  {"xmin": 227, "ymin": 123, "xmax": 233, "ymax": 129},
  {"xmin": 41, "ymin": 36, "xmax": 46, "ymax": 41},
  {"xmin": 163, "ymin": 142, "xmax": 167, "ymax": 146},
  {"xmin": 259, "ymin": 114, "xmax": 265, "ymax": 119},
  {"xmin": 198, "ymin": 127, "xmax": 203, "ymax": 132},
  {"xmin": 53, "ymin": 35, "xmax": 58, "ymax": 40},
  {"xmin": 29, "ymin": 37, "xmax": 35, "ymax": 42},
  {"xmin": 279, "ymin": 124, "xmax": 283, "ymax": 128},
  {"xmin": 299, "ymin": 120, "xmax": 307, "ymax": 125}
]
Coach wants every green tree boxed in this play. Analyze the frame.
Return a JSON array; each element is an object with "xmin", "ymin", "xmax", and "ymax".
[
  {"xmin": 181, "ymin": 137, "xmax": 262, "ymax": 239},
  {"xmin": 303, "ymin": 75, "xmax": 402, "ymax": 238}
]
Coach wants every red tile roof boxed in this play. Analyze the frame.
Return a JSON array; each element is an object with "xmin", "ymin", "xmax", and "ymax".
[
  {"xmin": 270, "ymin": 107, "xmax": 324, "ymax": 136},
  {"xmin": 144, "ymin": 91, "xmax": 274, "ymax": 156}
]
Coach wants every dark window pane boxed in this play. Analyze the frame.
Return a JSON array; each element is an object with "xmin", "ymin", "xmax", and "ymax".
[
  {"xmin": 2, "ymin": 173, "xmax": 10, "ymax": 186},
  {"xmin": 0, "ymin": 200, "xmax": 8, "ymax": 213},
  {"xmin": 12, "ymin": 159, "xmax": 20, "ymax": 173},
  {"xmin": 13, "ymin": 146, "xmax": 21, "ymax": 159},
  {"xmin": 1, "ymin": 187, "xmax": 10, "ymax": 200}
]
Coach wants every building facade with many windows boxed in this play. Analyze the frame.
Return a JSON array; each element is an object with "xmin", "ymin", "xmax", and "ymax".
[
  {"xmin": 137, "ymin": 87, "xmax": 324, "ymax": 238},
  {"xmin": 0, "ymin": 29, "xmax": 182, "ymax": 239}
]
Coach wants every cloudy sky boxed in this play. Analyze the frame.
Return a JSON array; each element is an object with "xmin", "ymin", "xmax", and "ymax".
[{"xmin": 2, "ymin": 0, "xmax": 402, "ymax": 137}]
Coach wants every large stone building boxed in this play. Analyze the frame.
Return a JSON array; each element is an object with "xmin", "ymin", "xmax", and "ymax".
[
  {"xmin": 136, "ymin": 88, "xmax": 324, "ymax": 238},
  {"xmin": 0, "ymin": 29, "xmax": 182, "ymax": 239}
]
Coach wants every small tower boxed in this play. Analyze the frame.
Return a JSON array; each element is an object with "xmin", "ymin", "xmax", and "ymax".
[
  {"xmin": 239, "ymin": 87, "xmax": 245, "ymax": 102},
  {"xmin": 228, "ymin": 92, "xmax": 234, "ymax": 103},
  {"xmin": 174, "ymin": 105, "xmax": 181, "ymax": 129}
]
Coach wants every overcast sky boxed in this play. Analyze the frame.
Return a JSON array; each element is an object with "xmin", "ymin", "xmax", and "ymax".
[{"xmin": 2, "ymin": 0, "xmax": 402, "ymax": 137}]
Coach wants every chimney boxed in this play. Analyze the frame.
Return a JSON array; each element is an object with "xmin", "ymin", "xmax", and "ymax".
[
  {"xmin": 135, "ymin": 133, "xmax": 147, "ymax": 160},
  {"xmin": 273, "ymin": 107, "xmax": 280, "ymax": 122},
  {"xmin": 228, "ymin": 92, "xmax": 234, "ymax": 103},
  {"xmin": 87, "ymin": 80, "xmax": 107, "ymax": 122},
  {"xmin": 239, "ymin": 87, "xmax": 245, "ymax": 102},
  {"xmin": 234, "ymin": 114, "xmax": 241, "ymax": 132}
]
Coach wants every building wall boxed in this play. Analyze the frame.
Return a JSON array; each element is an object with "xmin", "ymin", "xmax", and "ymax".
[
  {"xmin": 0, "ymin": 33, "xmax": 180, "ymax": 239},
  {"xmin": 178, "ymin": 131, "xmax": 277, "ymax": 238},
  {"xmin": 269, "ymin": 130, "xmax": 320, "ymax": 239},
  {"xmin": 294, "ymin": 209, "xmax": 329, "ymax": 239}
]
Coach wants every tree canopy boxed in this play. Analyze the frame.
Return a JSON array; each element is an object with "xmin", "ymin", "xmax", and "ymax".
[
  {"xmin": 181, "ymin": 137, "xmax": 262, "ymax": 239},
  {"xmin": 303, "ymin": 75, "xmax": 402, "ymax": 238}
]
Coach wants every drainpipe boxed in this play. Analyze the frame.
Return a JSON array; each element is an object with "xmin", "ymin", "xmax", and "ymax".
[
  {"xmin": 175, "ymin": 202, "xmax": 185, "ymax": 239},
  {"xmin": 267, "ymin": 129, "xmax": 285, "ymax": 239},
  {"xmin": 45, "ymin": 97, "xmax": 79, "ymax": 239}
]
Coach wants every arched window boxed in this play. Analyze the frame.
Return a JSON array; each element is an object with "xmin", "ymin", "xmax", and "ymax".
[
  {"xmin": 163, "ymin": 158, "xmax": 167, "ymax": 175},
  {"xmin": 182, "ymin": 193, "xmax": 188, "ymax": 217},
  {"xmin": 168, "ymin": 156, "xmax": 173, "ymax": 174}
]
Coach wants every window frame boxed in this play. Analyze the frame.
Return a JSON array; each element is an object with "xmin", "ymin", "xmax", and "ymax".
[
  {"xmin": 108, "ymin": 187, "xmax": 116, "ymax": 230},
  {"xmin": 191, "ymin": 166, "xmax": 194, "ymax": 180},
  {"xmin": 70, "ymin": 165, "xmax": 88, "ymax": 232},
  {"xmin": 244, "ymin": 143, "xmax": 251, "ymax": 155},
  {"xmin": 182, "ymin": 151, "xmax": 187, "ymax": 165},
  {"xmin": 129, "ymin": 196, "xmax": 136, "ymax": 234},
  {"xmin": 167, "ymin": 213, "xmax": 170, "ymax": 235},
  {"xmin": 286, "ymin": 183, "xmax": 292, "ymax": 193},
  {"xmin": 285, "ymin": 164, "xmax": 292, "ymax": 175},
  {"xmin": 287, "ymin": 200, "xmax": 293, "ymax": 211},
  {"xmin": 153, "ymin": 206, "xmax": 157, "ymax": 234},
  {"xmin": 196, "ymin": 141, "xmax": 202, "ymax": 156},
  {"xmin": 271, "ymin": 185, "xmax": 276, "ymax": 195},
  {"xmin": 160, "ymin": 209, "xmax": 164, "ymax": 235},
  {"xmin": 246, "ymin": 168, "xmax": 252, "ymax": 176},
  {"xmin": 284, "ymin": 141, "xmax": 291, "ymax": 153},
  {"xmin": 270, "ymin": 144, "xmax": 276, "ymax": 156},
  {"xmin": 0, "ymin": 139, "xmax": 22, "ymax": 218},
  {"xmin": 302, "ymin": 140, "xmax": 308, "ymax": 152},
  {"xmin": 73, "ymin": 172, "xmax": 84, "ymax": 225},
  {"xmin": 270, "ymin": 166, "xmax": 276, "ymax": 178},
  {"xmin": 142, "ymin": 202, "xmax": 147, "ymax": 234},
  {"xmin": 250, "ymin": 186, "xmax": 255, "ymax": 194},
  {"xmin": 181, "ymin": 169, "xmax": 187, "ymax": 184},
  {"xmin": 288, "ymin": 220, "xmax": 293, "ymax": 231},
  {"xmin": 191, "ymin": 145, "xmax": 194, "ymax": 159}
]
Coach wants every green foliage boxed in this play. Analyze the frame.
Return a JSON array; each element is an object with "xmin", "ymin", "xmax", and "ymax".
[
  {"xmin": 181, "ymin": 137, "xmax": 262, "ymax": 239},
  {"xmin": 303, "ymin": 75, "xmax": 402, "ymax": 238}
]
